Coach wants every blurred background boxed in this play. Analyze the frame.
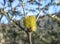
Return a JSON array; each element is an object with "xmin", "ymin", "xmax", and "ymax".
[{"xmin": 0, "ymin": 0, "xmax": 60, "ymax": 44}]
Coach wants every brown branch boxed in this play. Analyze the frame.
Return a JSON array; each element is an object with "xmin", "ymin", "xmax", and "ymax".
[
  {"xmin": 6, "ymin": 14, "xmax": 25, "ymax": 31},
  {"xmin": 5, "ymin": 0, "xmax": 25, "ymax": 31},
  {"xmin": 2, "ymin": 0, "xmax": 25, "ymax": 31},
  {"xmin": 12, "ymin": 20, "xmax": 25, "ymax": 31}
]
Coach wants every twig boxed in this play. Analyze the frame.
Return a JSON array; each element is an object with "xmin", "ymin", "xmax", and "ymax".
[
  {"xmin": 36, "ymin": 13, "xmax": 40, "ymax": 21},
  {"xmin": 36, "ymin": 0, "xmax": 41, "ymax": 21},
  {"xmin": 21, "ymin": 0, "xmax": 26, "ymax": 16}
]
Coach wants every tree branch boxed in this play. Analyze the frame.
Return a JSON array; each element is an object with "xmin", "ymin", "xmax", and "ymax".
[
  {"xmin": 36, "ymin": 0, "xmax": 41, "ymax": 21},
  {"xmin": 21, "ymin": 0, "xmax": 26, "ymax": 16}
]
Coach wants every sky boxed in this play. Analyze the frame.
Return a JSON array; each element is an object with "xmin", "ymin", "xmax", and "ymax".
[{"xmin": 0, "ymin": 0, "xmax": 60, "ymax": 24}]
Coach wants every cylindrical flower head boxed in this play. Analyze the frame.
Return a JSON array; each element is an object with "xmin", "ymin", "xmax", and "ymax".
[{"xmin": 23, "ymin": 15, "xmax": 36, "ymax": 32}]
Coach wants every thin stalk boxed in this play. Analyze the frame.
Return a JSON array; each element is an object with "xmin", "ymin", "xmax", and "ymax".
[
  {"xmin": 21, "ymin": 0, "xmax": 26, "ymax": 16},
  {"xmin": 36, "ymin": 0, "xmax": 41, "ymax": 21},
  {"xmin": 27, "ymin": 32, "xmax": 32, "ymax": 44}
]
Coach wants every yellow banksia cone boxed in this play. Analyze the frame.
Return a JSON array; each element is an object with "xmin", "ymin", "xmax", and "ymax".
[{"xmin": 23, "ymin": 15, "xmax": 36, "ymax": 32}]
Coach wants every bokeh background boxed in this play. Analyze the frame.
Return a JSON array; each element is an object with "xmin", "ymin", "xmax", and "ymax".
[{"xmin": 0, "ymin": 0, "xmax": 60, "ymax": 44}]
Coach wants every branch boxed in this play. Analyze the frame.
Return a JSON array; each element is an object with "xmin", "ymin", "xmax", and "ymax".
[
  {"xmin": 26, "ymin": 32, "xmax": 32, "ymax": 44},
  {"xmin": 12, "ymin": 20, "xmax": 25, "ymax": 31},
  {"xmin": 21, "ymin": 0, "xmax": 26, "ymax": 16},
  {"xmin": 6, "ymin": 13, "xmax": 25, "ymax": 31},
  {"xmin": 49, "ymin": 15, "xmax": 60, "ymax": 21},
  {"xmin": 0, "ymin": 15, "xmax": 3, "ymax": 22},
  {"xmin": 3, "ymin": 0, "xmax": 6, "ymax": 10},
  {"xmin": 2, "ymin": 0, "xmax": 25, "ymax": 31},
  {"xmin": 36, "ymin": 0, "xmax": 41, "ymax": 21}
]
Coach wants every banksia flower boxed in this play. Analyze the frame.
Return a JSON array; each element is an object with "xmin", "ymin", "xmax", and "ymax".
[{"xmin": 23, "ymin": 15, "xmax": 36, "ymax": 32}]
